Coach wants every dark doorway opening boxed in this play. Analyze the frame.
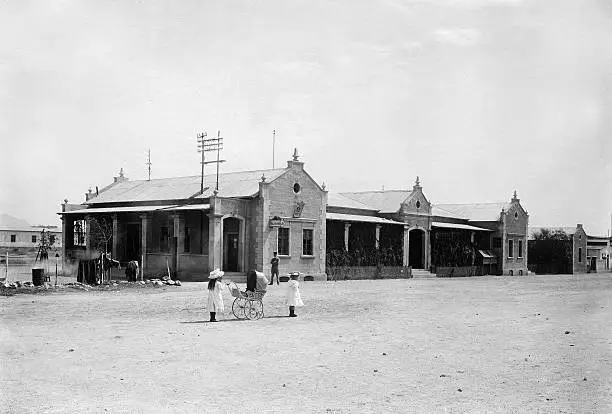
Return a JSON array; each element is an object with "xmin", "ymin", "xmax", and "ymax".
[
  {"xmin": 125, "ymin": 223, "xmax": 141, "ymax": 263},
  {"xmin": 223, "ymin": 218, "xmax": 240, "ymax": 272},
  {"xmin": 409, "ymin": 229, "xmax": 424, "ymax": 269}
]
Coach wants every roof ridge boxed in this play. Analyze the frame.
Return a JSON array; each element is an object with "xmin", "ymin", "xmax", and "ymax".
[
  {"xmin": 340, "ymin": 189, "xmax": 410, "ymax": 194},
  {"xmin": 112, "ymin": 167, "xmax": 288, "ymax": 184}
]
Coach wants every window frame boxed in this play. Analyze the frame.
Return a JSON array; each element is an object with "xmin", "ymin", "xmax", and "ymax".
[
  {"xmin": 277, "ymin": 227, "xmax": 290, "ymax": 256},
  {"xmin": 302, "ymin": 228, "xmax": 314, "ymax": 257},
  {"xmin": 10, "ymin": 234, "xmax": 16, "ymax": 243},
  {"xmin": 578, "ymin": 247, "xmax": 582, "ymax": 263},
  {"xmin": 32, "ymin": 235, "xmax": 37, "ymax": 243},
  {"xmin": 508, "ymin": 239, "xmax": 514, "ymax": 258},
  {"xmin": 517, "ymin": 239, "xmax": 523, "ymax": 259},
  {"xmin": 159, "ymin": 226, "xmax": 170, "ymax": 253}
]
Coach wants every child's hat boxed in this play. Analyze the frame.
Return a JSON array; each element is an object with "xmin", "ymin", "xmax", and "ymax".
[{"xmin": 209, "ymin": 268, "xmax": 224, "ymax": 279}]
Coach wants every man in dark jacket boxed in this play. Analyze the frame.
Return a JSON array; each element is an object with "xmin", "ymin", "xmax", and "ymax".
[{"xmin": 269, "ymin": 252, "xmax": 280, "ymax": 285}]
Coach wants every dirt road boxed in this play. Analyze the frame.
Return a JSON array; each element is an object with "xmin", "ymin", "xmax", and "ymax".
[{"xmin": 1, "ymin": 275, "xmax": 611, "ymax": 413}]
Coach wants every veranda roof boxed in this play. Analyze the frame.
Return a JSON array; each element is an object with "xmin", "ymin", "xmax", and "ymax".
[
  {"xmin": 432, "ymin": 222, "xmax": 493, "ymax": 232},
  {"xmin": 61, "ymin": 204, "xmax": 211, "ymax": 215},
  {"xmin": 326, "ymin": 212, "xmax": 404, "ymax": 225}
]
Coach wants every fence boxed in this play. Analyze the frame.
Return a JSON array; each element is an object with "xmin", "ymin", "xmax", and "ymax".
[
  {"xmin": 0, "ymin": 252, "xmax": 70, "ymax": 283},
  {"xmin": 326, "ymin": 266, "xmax": 412, "ymax": 281}
]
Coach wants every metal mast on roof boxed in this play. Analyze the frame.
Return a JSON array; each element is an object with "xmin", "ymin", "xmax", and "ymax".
[
  {"xmin": 272, "ymin": 129, "xmax": 276, "ymax": 169},
  {"xmin": 197, "ymin": 130, "xmax": 225, "ymax": 194},
  {"xmin": 145, "ymin": 149, "xmax": 152, "ymax": 181}
]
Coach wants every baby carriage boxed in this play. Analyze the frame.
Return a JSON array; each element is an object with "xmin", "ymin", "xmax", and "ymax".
[{"xmin": 227, "ymin": 281, "xmax": 266, "ymax": 320}]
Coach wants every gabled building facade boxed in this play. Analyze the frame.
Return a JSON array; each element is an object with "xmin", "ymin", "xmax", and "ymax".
[
  {"xmin": 60, "ymin": 151, "xmax": 327, "ymax": 281},
  {"xmin": 60, "ymin": 150, "xmax": 529, "ymax": 280}
]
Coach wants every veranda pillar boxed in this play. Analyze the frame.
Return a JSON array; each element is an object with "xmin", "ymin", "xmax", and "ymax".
[
  {"xmin": 208, "ymin": 213, "xmax": 223, "ymax": 271},
  {"xmin": 112, "ymin": 214, "xmax": 119, "ymax": 259},
  {"xmin": 402, "ymin": 225, "xmax": 409, "ymax": 266},
  {"xmin": 375, "ymin": 224, "xmax": 381, "ymax": 249},
  {"xmin": 140, "ymin": 213, "xmax": 150, "ymax": 276},
  {"xmin": 344, "ymin": 223, "xmax": 351, "ymax": 251}
]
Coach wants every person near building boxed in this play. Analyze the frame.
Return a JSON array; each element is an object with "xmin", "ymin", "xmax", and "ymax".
[
  {"xmin": 285, "ymin": 272, "xmax": 304, "ymax": 317},
  {"xmin": 207, "ymin": 269, "xmax": 226, "ymax": 322},
  {"xmin": 269, "ymin": 252, "xmax": 280, "ymax": 285}
]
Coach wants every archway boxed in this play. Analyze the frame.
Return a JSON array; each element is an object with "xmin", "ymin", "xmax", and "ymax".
[
  {"xmin": 223, "ymin": 217, "xmax": 241, "ymax": 272},
  {"xmin": 409, "ymin": 229, "xmax": 425, "ymax": 269}
]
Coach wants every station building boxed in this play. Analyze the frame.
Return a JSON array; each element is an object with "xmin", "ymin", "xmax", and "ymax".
[{"xmin": 59, "ymin": 150, "xmax": 529, "ymax": 280}]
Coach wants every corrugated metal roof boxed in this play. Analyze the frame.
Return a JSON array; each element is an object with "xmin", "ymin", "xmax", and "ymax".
[
  {"xmin": 432, "ymin": 222, "xmax": 493, "ymax": 232},
  {"xmin": 339, "ymin": 190, "xmax": 410, "ymax": 213},
  {"xmin": 433, "ymin": 203, "xmax": 510, "ymax": 222},
  {"xmin": 326, "ymin": 193, "xmax": 377, "ymax": 211},
  {"xmin": 326, "ymin": 212, "xmax": 404, "ymax": 225},
  {"xmin": 85, "ymin": 168, "xmax": 287, "ymax": 204},
  {"xmin": 62, "ymin": 205, "xmax": 178, "ymax": 214},
  {"xmin": 431, "ymin": 205, "xmax": 465, "ymax": 219}
]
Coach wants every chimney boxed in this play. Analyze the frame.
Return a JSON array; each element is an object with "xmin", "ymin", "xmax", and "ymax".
[
  {"xmin": 113, "ymin": 168, "xmax": 128, "ymax": 183},
  {"xmin": 85, "ymin": 188, "xmax": 93, "ymax": 202},
  {"xmin": 512, "ymin": 190, "xmax": 519, "ymax": 203},
  {"xmin": 413, "ymin": 176, "xmax": 422, "ymax": 191}
]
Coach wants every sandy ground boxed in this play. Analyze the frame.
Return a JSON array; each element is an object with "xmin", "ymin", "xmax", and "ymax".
[{"xmin": 1, "ymin": 274, "xmax": 611, "ymax": 413}]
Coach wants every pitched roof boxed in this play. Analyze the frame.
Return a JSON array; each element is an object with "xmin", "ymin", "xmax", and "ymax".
[
  {"xmin": 86, "ymin": 168, "xmax": 287, "ymax": 204},
  {"xmin": 433, "ymin": 203, "xmax": 510, "ymax": 222},
  {"xmin": 326, "ymin": 193, "xmax": 377, "ymax": 211},
  {"xmin": 339, "ymin": 190, "xmax": 410, "ymax": 213}
]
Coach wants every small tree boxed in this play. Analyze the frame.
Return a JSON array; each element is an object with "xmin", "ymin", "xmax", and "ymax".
[
  {"xmin": 35, "ymin": 229, "xmax": 56, "ymax": 262},
  {"xmin": 89, "ymin": 217, "xmax": 113, "ymax": 255}
]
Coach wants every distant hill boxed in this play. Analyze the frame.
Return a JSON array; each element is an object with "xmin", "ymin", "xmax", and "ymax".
[{"xmin": 0, "ymin": 213, "xmax": 31, "ymax": 229}]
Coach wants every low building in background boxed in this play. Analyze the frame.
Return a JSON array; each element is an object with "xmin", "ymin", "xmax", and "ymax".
[
  {"xmin": 0, "ymin": 226, "xmax": 62, "ymax": 252},
  {"xmin": 586, "ymin": 234, "xmax": 611, "ymax": 273}
]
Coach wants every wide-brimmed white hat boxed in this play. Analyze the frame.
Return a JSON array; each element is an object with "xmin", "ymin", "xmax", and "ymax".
[{"xmin": 209, "ymin": 269, "xmax": 225, "ymax": 279}]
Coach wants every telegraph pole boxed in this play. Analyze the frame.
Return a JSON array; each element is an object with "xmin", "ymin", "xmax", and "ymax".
[
  {"xmin": 145, "ymin": 149, "xmax": 152, "ymax": 181},
  {"xmin": 197, "ymin": 132, "xmax": 207, "ymax": 193},
  {"xmin": 197, "ymin": 130, "xmax": 225, "ymax": 194}
]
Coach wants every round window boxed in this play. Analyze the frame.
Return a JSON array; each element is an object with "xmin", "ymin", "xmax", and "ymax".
[
  {"xmin": 293, "ymin": 183, "xmax": 301, "ymax": 193},
  {"xmin": 416, "ymin": 200, "xmax": 421, "ymax": 209}
]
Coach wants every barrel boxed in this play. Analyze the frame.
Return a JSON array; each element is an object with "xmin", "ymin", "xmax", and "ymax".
[{"xmin": 32, "ymin": 268, "xmax": 45, "ymax": 286}]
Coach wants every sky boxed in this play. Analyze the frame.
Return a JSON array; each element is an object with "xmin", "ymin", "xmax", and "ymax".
[{"xmin": 1, "ymin": 0, "xmax": 611, "ymax": 234}]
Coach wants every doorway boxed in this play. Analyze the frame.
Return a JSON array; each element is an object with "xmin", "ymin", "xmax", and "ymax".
[
  {"xmin": 223, "ymin": 217, "xmax": 241, "ymax": 272},
  {"xmin": 409, "ymin": 229, "xmax": 424, "ymax": 269},
  {"xmin": 125, "ymin": 223, "xmax": 141, "ymax": 263}
]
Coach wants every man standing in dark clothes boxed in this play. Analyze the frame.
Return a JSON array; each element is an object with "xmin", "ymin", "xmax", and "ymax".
[{"xmin": 269, "ymin": 252, "xmax": 280, "ymax": 285}]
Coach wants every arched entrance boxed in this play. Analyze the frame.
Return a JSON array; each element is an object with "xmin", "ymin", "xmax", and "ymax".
[
  {"xmin": 223, "ymin": 217, "xmax": 241, "ymax": 272},
  {"xmin": 409, "ymin": 229, "xmax": 425, "ymax": 269}
]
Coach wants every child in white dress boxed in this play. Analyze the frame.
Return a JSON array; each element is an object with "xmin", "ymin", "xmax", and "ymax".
[
  {"xmin": 207, "ymin": 269, "xmax": 226, "ymax": 322},
  {"xmin": 285, "ymin": 272, "xmax": 304, "ymax": 317}
]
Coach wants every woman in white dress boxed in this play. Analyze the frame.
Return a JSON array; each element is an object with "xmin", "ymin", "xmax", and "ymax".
[
  {"xmin": 207, "ymin": 269, "xmax": 226, "ymax": 322},
  {"xmin": 285, "ymin": 272, "xmax": 304, "ymax": 317}
]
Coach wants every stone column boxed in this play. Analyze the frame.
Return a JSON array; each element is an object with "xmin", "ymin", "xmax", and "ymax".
[
  {"xmin": 173, "ymin": 214, "xmax": 184, "ymax": 278},
  {"xmin": 85, "ymin": 215, "xmax": 93, "ymax": 256},
  {"xmin": 375, "ymin": 224, "xmax": 381, "ymax": 249},
  {"xmin": 140, "ymin": 213, "xmax": 150, "ymax": 276},
  {"xmin": 208, "ymin": 213, "xmax": 223, "ymax": 271},
  {"xmin": 112, "ymin": 214, "xmax": 119, "ymax": 260},
  {"xmin": 403, "ymin": 225, "xmax": 410, "ymax": 266},
  {"xmin": 344, "ymin": 223, "xmax": 351, "ymax": 251}
]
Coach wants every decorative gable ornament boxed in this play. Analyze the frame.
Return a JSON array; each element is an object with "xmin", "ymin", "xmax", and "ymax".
[
  {"xmin": 269, "ymin": 216, "xmax": 285, "ymax": 228},
  {"xmin": 293, "ymin": 201, "xmax": 305, "ymax": 218}
]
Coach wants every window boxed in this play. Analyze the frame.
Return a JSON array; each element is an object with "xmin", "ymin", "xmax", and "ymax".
[
  {"xmin": 514, "ymin": 211, "xmax": 519, "ymax": 219},
  {"xmin": 293, "ymin": 183, "xmax": 301, "ymax": 194},
  {"xmin": 160, "ymin": 226, "xmax": 169, "ymax": 252},
  {"xmin": 508, "ymin": 239, "xmax": 514, "ymax": 258},
  {"xmin": 184, "ymin": 227, "xmax": 191, "ymax": 253},
  {"xmin": 302, "ymin": 229, "xmax": 313, "ymax": 256},
  {"xmin": 518, "ymin": 239, "xmax": 523, "ymax": 258},
  {"xmin": 73, "ymin": 220, "xmax": 86, "ymax": 246},
  {"xmin": 278, "ymin": 227, "xmax": 290, "ymax": 256},
  {"xmin": 416, "ymin": 200, "xmax": 421, "ymax": 209},
  {"xmin": 10, "ymin": 234, "xmax": 16, "ymax": 243},
  {"xmin": 31, "ymin": 235, "xmax": 37, "ymax": 243},
  {"xmin": 493, "ymin": 237, "xmax": 502, "ymax": 249},
  {"xmin": 578, "ymin": 247, "xmax": 582, "ymax": 263}
]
